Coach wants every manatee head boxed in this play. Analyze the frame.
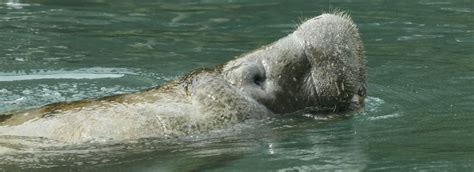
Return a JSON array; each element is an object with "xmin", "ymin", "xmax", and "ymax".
[{"xmin": 222, "ymin": 13, "xmax": 366, "ymax": 114}]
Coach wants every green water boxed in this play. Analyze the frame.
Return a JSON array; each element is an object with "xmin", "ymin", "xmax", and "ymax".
[{"xmin": 0, "ymin": 0, "xmax": 473, "ymax": 171}]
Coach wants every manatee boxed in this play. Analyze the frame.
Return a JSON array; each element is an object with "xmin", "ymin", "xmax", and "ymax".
[{"xmin": 0, "ymin": 13, "xmax": 366, "ymax": 143}]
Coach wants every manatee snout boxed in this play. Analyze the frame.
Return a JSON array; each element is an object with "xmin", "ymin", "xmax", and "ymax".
[{"xmin": 223, "ymin": 13, "xmax": 366, "ymax": 114}]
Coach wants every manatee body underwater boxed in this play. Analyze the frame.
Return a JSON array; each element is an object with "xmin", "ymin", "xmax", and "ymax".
[{"xmin": 0, "ymin": 13, "xmax": 366, "ymax": 143}]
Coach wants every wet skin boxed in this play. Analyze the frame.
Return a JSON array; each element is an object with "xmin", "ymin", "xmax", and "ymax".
[{"xmin": 0, "ymin": 13, "xmax": 366, "ymax": 143}]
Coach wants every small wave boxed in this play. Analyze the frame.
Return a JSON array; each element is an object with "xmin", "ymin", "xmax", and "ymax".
[
  {"xmin": 458, "ymin": 76, "xmax": 474, "ymax": 80},
  {"xmin": 278, "ymin": 164, "xmax": 366, "ymax": 172},
  {"xmin": 0, "ymin": 68, "xmax": 136, "ymax": 82},
  {"xmin": 397, "ymin": 34, "xmax": 444, "ymax": 41},
  {"xmin": 367, "ymin": 113, "xmax": 400, "ymax": 121},
  {"xmin": 441, "ymin": 7, "xmax": 473, "ymax": 13},
  {"xmin": 5, "ymin": 0, "xmax": 31, "ymax": 9},
  {"xmin": 455, "ymin": 37, "xmax": 474, "ymax": 43},
  {"xmin": 0, "ymin": 73, "xmax": 124, "ymax": 82},
  {"xmin": 418, "ymin": 1, "xmax": 451, "ymax": 5}
]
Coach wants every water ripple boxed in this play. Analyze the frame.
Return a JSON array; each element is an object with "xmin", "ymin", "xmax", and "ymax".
[
  {"xmin": 0, "ymin": 68, "xmax": 135, "ymax": 81},
  {"xmin": 367, "ymin": 113, "xmax": 400, "ymax": 121},
  {"xmin": 0, "ymin": 73, "xmax": 124, "ymax": 81}
]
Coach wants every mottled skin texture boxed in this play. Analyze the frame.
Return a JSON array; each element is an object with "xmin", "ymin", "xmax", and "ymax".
[{"xmin": 0, "ymin": 13, "xmax": 366, "ymax": 143}]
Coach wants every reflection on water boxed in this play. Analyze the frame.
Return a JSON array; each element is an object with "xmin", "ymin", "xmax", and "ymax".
[
  {"xmin": 0, "ymin": 114, "xmax": 372, "ymax": 171},
  {"xmin": 0, "ymin": 119, "xmax": 272, "ymax": 171},
  {"xmin": 1, "ymin": 0, "xmax": 473, "ymax": 171}
]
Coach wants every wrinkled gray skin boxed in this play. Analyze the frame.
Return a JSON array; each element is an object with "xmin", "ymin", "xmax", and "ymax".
[{"xmin": 0, "ymin": 13, "xmax": 366, "ymax": 143}]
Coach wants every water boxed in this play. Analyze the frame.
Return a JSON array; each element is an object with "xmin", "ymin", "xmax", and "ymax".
[{"xmin": 0, "ymin": 0, "xmax": 473, "ymax": 171}]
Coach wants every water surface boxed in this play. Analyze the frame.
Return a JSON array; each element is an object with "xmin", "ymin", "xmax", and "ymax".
[{"xmin": 0, "ymin": 0, "xmax": 473, "ymax": 171}]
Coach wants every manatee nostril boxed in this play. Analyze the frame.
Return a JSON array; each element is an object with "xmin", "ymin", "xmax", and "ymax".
[{"xmin": 253, "ymin": 74, "xmax": 265, "ymax": 86}]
